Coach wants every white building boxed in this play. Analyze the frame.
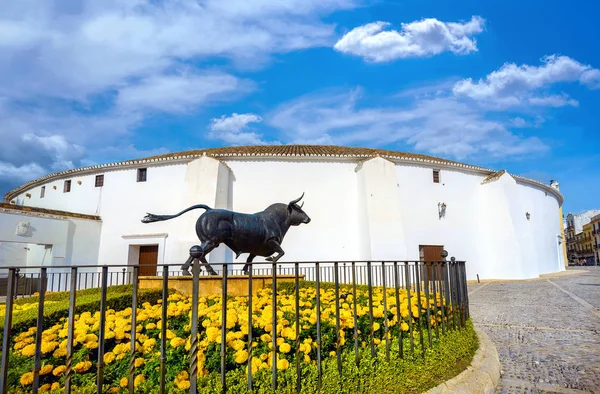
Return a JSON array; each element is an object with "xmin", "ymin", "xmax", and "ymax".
[{"xmin": 1, "ymin": 145, "xmax": 566, "ymax": 281}]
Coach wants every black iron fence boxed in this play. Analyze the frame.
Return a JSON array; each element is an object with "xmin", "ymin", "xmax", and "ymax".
[{"xmin": 0, "ymin": 259, "xmax": 469, "ymax": 394}]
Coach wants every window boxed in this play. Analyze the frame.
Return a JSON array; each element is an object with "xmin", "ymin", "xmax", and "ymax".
[
  {"xmin": 433, "ymin": 169, "xmax": 440, "ymax": 183},
  {"xmin": 64, "ymin": 180, "xmax": 71, "ymax": 193},
  {"xmin": 95, "ymin": 174, "xmax": 104, "ymax": 187},
  {"xmin": 40, "ymin": 186, "xmax": 45, "ymax": 198},
  {"xmin": 137, "ymin": 168, "xmax": 147, "ymax": 182}
]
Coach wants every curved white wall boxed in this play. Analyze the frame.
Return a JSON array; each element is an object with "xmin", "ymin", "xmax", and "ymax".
[{"xmin": 9, "ymin": 155, "xmax": 565, "ymax": 280}]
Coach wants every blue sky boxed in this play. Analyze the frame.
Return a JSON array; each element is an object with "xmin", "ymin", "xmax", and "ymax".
[{"xmin": 1, "ymin": 0, "xmax": 599, "ymax": 215}]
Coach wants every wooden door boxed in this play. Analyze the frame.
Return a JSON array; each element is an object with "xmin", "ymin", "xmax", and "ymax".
[
  {"xmin": 419, "ymin": 245, "xmax": 444, "ymax": 282},
  {"xmin": 139, "ymin": 245, "xmax": 158, "ymax": 276},
  {"xmin": 421, "ymin": 245, "xmax": 444, "ymax": 262}
]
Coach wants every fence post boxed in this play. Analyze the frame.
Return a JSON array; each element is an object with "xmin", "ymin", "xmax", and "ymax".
[{"xmin": 0, "ymin": 268, "xmax": 17, "ymax": 394}]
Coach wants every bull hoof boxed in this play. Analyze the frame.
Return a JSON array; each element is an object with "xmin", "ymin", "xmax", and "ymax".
[
  {"xmin": 265, "ymin": 256, "xmax": 274, "ymax": 262},
  {"xmin": 242, "ymin": 268, "xmax": 249, "ymax": 275}
]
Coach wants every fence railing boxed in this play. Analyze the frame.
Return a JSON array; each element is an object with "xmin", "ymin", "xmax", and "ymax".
[{"xmin": 0, "ymin": 259, "xmax": 469, "ymax": 394}]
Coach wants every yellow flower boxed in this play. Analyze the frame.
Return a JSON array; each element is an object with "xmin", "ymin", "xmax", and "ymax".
[
  {"xmin": 53, "ymin": 347, "xmax": 67, "ymax": 358},
  {"xmin": 279, "ymin": 342, "xmax": 291, "ymax": 353},
  {"xmin": 104, "ymin": 352, "xmax": 116, "ymax": 364},
  {"xmin": 20, "ymin": 372, "xmax": 34, "ymax": 386},
  {"xmin": 39, "ymin": 383, "xmax": 51, "ymax": 392},
  {"xmin": 372, "ymin": 322, "xmax": 380, "ymax": 332},
  {"xmin": 85, "ymin": 341, "xmax": 99, "ymax": 350},
  {"xmin": 134, "ymin": 358, "xmax": 145, "ymax": 368},
  {"xmin": 21, "ymin": 344, "xmax": 36, "ymax": 357},
  {"xmin": 53, "ymin": 365, "xmax": 67, "ymax": 377},
  {"xmin": 145, "ymin": 323, "xmax": 156, "ymax": 330},
  {"xmin": 134, "ymin": 374, "xmax": 145, "ymax": 388},
  {"xmin": 400, "ymin": 322, "xmax": 409, "ymax": 332},
  {"xmin": 234, "ymin": 350, "xmax": 249, "ymax": 364},
  {"xmin": 176, "ymin": 371, "xmax": 189, "ymax": 381},
  {"xmin": 51, "ymin": 382, "xmax": 60, "ymax": 391},
  {"xmin": 170, "ymin": 337, "xmax": 186, "ymax": 348},
  {"xmin": 276, "ymin": 359, "xmax": 289, "ymax": 370},
  {"xmin": 40, "ymin": 364, "xmax": 54, "ymax": 375},
  {"xmin": 176, "ymin": 380, "xmax": 191, "ymax": 390},
  {"xmin": 120, "ymin": 378, "xmax": 128, "ymax": 388},
  {"xmin": 205, "ymin": 327, "xmax": 220, "ymax": 342},
  {"xmin": 73, "ymin": 361, "xmax": 92, "ymax": 373}
]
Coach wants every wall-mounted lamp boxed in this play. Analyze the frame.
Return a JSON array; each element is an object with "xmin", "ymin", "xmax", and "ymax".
[
  {"xmin": 25, "ymin": 193, "xmax": 31, "ymax": 198},
  {"xmin": 526, "ymin": 212, "xmax": 531, "ymax": 220},
  {"xmin": 438, "ymin": 202, "xmax": 447, "ymax": 219},
  {"xmin": 77, "ymin": 180, "xmax": 82, "ymax": 185}
]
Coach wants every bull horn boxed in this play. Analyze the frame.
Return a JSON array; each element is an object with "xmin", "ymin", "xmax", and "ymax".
[
  {"xmin": 289, "ymin": 192, "xmax": 304, "ymax": 205},
  {"xmin": 299, "ymin": 201, "xmax": 304, "ymax": 208}
]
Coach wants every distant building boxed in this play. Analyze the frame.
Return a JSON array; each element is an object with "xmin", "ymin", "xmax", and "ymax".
[
  {"xmin": 566, "ymin": 210, "xmax": 600, "ymax": 265},
  {"xmin": 591, "ymin": 214, "xmax": 600, "ymax": 265}
]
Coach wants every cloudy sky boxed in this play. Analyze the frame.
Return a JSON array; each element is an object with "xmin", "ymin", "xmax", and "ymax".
[{"xmin": 1, "ymin": 0, "xmax": 599, "ymax": 214}]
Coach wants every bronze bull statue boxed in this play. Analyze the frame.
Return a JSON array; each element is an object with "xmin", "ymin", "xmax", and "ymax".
[{"xmin": 141, "ymin": 193, "xmax": 310, "ymax": 275}]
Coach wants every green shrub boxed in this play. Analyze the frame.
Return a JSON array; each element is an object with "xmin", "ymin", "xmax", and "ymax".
[{"xmin": 0, "ymin": 285, "xmax": 163, "ymax": 343}]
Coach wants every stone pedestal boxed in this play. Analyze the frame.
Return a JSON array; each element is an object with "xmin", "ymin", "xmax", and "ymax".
[{"xmin": 139, "ymin": 274, "xmax": 303, "ymax": 297}]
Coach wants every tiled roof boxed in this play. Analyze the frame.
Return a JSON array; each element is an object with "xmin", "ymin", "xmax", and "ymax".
[
  {"xmin": 481, "ymin": 170, "xmax": 509, "ymax": 184},
  {"xmin": 3, "ymin": 145, "xmax": 562, "ymax": 204},
  {"xmin": 0, "ymin": 202, "xmax": 101, "ymax": 221}
]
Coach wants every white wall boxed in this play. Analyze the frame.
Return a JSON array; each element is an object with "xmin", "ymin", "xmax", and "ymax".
[{"xmin": 0, "ymin": 211, "xmax": 101, "ymax": 274}]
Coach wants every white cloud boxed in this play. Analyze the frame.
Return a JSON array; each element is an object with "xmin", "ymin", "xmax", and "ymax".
[
  {"xmin": 0, "ymin": 0, "xmax": 356, "ymax": 100},
  {"xmin": 209, "ymin": 113, "xmax": 274, "ymax": 145},
  {"xmin": 334, "ymin": 16, "xmax": 485, "ymax": 62},
  {"xmin": 267, "ymin": 88, "xmax": 547, "ymax": 160},
  {"xmin": 453, "ymin": 55, "xmax": 600, "ymax": 108},
  {"xmin": 0, "ymin": 0, "xmax": 357, "ymax": 193},
  {"xmin": 117, "ymin": 72, "xmax": 252, "ymax": 113}
]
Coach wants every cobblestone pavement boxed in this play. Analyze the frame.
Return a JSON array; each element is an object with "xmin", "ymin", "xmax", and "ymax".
[{"xmin": 468, "ymin": 267, "xmax": 600, "ymax": 394}]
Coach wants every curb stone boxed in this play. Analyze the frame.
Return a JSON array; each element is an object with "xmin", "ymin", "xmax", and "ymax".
[{"xmin": 425, "ymin": 327, "xmax": 500, "ymax": 394}]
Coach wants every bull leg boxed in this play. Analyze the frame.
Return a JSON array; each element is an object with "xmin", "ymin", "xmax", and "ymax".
[
  {"xmin": 265, "ymin": 240, "xmax": 285, "ymax": 262},
  {"xmin": 181, "ymin": 255, "xmax": 194, "ymax": 276},
  {"xmin": 198, "ymin": 242, "xmax": 219, "ymax": 276},
  {"xmin": 242, "ymin": 254, "xmax": 256, "ymax": 275}
]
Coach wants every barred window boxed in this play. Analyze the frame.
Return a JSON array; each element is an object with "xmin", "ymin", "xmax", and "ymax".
[
  {"xmin": 64, "ymin": 180, "xmax": 71, "ymax": 193},
  {"xmin": 95, "ymin": 174, "xmax": 104, "ymax": 187},
  {"xmin": 433, "ymin": 169, "xmax": 440, "ymax": 183},
  {"xmin": 40, "ymin": 186, "xmax": 45, "ymax": 198},
  {"xmin": 137, "ymin": 168, "xmax": 147, "ymax": 182}
]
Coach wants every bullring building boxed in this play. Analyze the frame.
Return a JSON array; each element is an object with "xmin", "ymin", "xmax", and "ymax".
[{"xmin": 0, "ymin": 145, "xmax": 567, "ymax": 281}]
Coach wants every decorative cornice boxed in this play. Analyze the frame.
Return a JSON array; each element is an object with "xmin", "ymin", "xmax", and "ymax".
[
  {"xmin": 0, "ymin": 202, "xmax": 101, "ymax": 221},
  {"xmin": 121, "ymin": 233, "xmax": 169, "ymax": 239},
  {"xmin": 0, "ymin": 207, "xmax": 69, "ymax": 221}
]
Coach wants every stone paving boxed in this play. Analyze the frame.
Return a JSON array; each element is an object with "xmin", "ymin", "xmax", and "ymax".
[{"xmin": 469, "ymin": 267, "xmax": 600, "ymax": 394}]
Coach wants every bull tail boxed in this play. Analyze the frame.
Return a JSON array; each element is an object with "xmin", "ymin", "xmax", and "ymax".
[{"xmin": 141, "ymin": 204, "xmax": 212, "ymax": 223}]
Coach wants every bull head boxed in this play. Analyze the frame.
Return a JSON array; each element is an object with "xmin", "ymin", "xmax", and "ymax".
[{"xmin": 288, "ymin": 192, "xmax": 310, "ymax": 225}]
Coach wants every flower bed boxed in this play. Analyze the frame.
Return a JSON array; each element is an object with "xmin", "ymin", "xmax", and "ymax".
[{"xmin": 3, "ymin": 284, "xmax": 477, "ymax": 393}]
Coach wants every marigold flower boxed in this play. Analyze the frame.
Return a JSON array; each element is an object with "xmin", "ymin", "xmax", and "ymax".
[
  {"xmin": 39, "ymin": 383, "xmax": 51, "ymax": 392},
  {"xmin": 21, "ymin": 344, "xmax": 36, "ymax": 357},
  {"xmin": 51, "ymin": 382, "xmax": 60, "ymax": 390},
  {"xmin": 53, "ymin": 365, "xmax": 67, "ymax": 377},
  {"xmin": 276, "ymin": 359, "xmax": 289, "ymax": 370},
  {"xmin": 134, "ymin": 374, "xmax": 145, "ymax": 388},
  {"xmin": 134, "ymin": 358, "xmax": 145, "ymax": 368},
  {"xmin": 73, "ymin": 361, "xmax": 92, "ymax": 373},
  {"xmin": 170, "ymin": 337, "xmax": 186, "ymax": 348},
  {"xmin": 176, "ymin": 380, "xmax": 190, "ymax": 390},
  {"xmin": 234, "ymin": 350, "xmax": 249, "ymax": 364},
  {"xmin": 39, "ymin": 364, "xmax": 54, "ymax": 375},
  {"xmin": 20, "ymin": 372, "xmax": 34, "ymax": 386},
  {"xmin": 120, "ymin": 378, "xmax": 128, "ymax": 388},
  {"xmin": 279, "ymin": 342, "xmax": 291, "ymax": 353},
  {"xmin": 104, "ymin": 352, "xmax": 116, "ymax": 364}
]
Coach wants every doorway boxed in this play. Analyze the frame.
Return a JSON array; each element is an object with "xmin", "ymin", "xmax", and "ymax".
[
  {"xmin": 139, "ymin": 245, "xmax": 159, "ymax": 276},
  {"xmin": 419, "ymin": 245, "xmax": 445, "ymax": 281}
]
